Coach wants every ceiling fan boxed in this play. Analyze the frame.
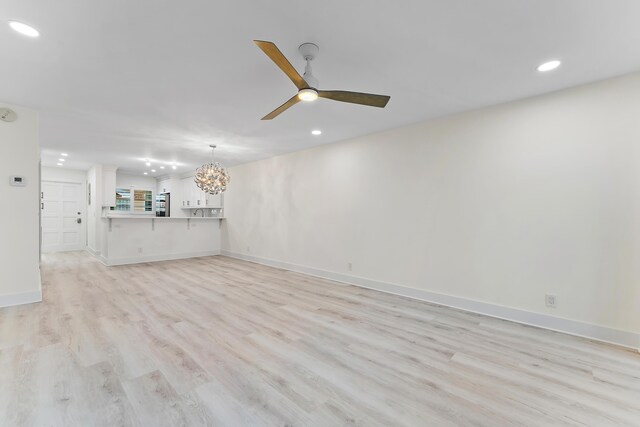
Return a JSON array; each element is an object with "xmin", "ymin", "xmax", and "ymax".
[{"xmin": 254, "ymin": 40, "xmax": 391, "ymax": 120}]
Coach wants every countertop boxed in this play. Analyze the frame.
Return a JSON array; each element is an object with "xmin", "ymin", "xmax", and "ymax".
[{"xmin": 102, "ymin": 215, "xmax": 225, "ymax": 220}]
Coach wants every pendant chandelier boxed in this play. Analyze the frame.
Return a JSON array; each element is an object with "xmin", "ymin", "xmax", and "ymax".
[{"xmin": 194, "ymin": 144, "xmax": 230, "ymax": 195}]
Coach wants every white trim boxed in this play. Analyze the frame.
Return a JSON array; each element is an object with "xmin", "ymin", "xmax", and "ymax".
[
  {"xmin": 93, "ymin": 250, "xmax": 221, "ymax": 266},
  {"xmin": 41, "ymin": 177, "xmax": 86, "ymax": 184},
  {"xmin": 221, "ymin": 250, "xmax": 640, "ymax": 351},
  {"xmin": 0, "ymin": 290, "xmax": 43, "ymax": 308},
  {"xmin": 0, "ymin": 269, "xmax": 42, "ymax": 308},
  {"xmin": 42, "ymin": 245, "xmax": 88, "ymax": 254},
  {"xmin": 85, "ymin": 246, "xmax": 101, "ymax": 257}
]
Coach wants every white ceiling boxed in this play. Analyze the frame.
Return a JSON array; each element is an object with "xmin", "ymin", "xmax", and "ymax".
[{"xmin": 2, "ymin": 0, "xmax": 640, "ymax": 175}]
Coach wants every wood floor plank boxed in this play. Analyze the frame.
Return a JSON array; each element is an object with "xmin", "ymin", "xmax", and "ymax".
[{"xmin": 121, "ymin": 370, "xmax": 214, "ymax": 427}]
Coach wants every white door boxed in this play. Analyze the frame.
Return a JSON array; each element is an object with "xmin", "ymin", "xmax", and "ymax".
[{"xmin": 41, "ymin": 181, "xmax": 85, "ymax": 252}]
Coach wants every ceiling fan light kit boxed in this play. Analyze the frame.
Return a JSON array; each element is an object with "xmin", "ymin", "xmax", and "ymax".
[
  {"xmin": 253, "ymin": 40, "xmax": 390, "ymax": 120},
  {"xmin": 298, "ymin": 88, "xmax": 318, "ymax": 102}
]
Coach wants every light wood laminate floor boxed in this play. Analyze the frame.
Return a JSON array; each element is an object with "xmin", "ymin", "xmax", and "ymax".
[{"xmin": 1, "ymin": 252, "xmax": 638, "ymax": 426}]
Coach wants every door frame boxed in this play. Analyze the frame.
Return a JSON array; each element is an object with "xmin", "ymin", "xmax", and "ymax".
[{"xmin": 41, "ymin": 179, "xmax": 87, "ymax": 253}]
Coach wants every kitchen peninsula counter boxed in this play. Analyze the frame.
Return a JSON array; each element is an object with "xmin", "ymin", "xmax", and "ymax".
[{"xmin": 95, "ymin": 215, "xmax": 222, "ymax": 266}]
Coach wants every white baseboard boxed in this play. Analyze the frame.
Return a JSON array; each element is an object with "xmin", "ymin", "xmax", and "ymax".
[
  {"xmin": 0, "ymin": 288, "xmax": 42, "ymax": 308},
  {"xmin": 0, "ymin": 267, "xmax": 43, "ymax": 308},
  {"xmin": 85, "ymin": 246, "xmax": 101, "ymax": 257},
  {"xmin": 42, "ymin": 245, "xmax": 89, "ymax": 254},
  {"xmin": 93, "ymin": 250, "xmax": 221, "ymax": 266},
  {"xmin": 221, "ymin": 250, "xmax": 639, "ymax": 351}
]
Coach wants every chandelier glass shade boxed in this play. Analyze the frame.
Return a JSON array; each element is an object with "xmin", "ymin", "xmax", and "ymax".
[{"xmin": 194, "ymin": 145, "xmax": 230, "ymax": 195}]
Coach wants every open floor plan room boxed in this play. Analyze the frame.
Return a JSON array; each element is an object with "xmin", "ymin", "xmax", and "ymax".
[{"xmin": 1, "ymin": 1, "xmax": 639, "ymax": 426}]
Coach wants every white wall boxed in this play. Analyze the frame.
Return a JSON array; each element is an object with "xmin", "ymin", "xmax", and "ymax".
[
  {"xmin": 222, "ymin": 73, "xmax": 640, "ymax": 348},
  {"xmin": 116, "ymin": 172, "xmax": 157, "ymax": 190},
  {"xmin": 41, "ymin": 166, "xmax": 87, "ymax": 184},
  {"xmin": 0, "ymin": 102, "xmax": 41, "ymax": 307}
]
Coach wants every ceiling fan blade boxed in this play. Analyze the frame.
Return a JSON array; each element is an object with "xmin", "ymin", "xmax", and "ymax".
[
  {"xmin": 261, "ymin": 94, "xmax": 301, "ymax": 120},
  {"xmin": 318, "ymin": 90, "xmax": 390, "ymax": 108},
  {"xmin": 254, "ymin": 40, "xmax": 309, "ymax": 90}
]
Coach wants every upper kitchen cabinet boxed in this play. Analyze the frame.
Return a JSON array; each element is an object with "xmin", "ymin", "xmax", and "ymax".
[
  {"xmin": 180, "ymin": 176, "xmax": 223, "ymax": 209},
  {"xmin": 181, "ymin": 176, "xmax": 202, "ymax": 207},
  {"xmin": 157, "ymin": 177, "xmax": 173, "ymax": 195},
  {"xmin": 206, "ymin": 192, "xmax": 222, "ymax": 208}
]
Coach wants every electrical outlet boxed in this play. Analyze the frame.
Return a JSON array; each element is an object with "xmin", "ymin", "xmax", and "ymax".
[
  {"xmin": 138, "ymin": 247, "xmax": 143, "ymax": 254},
  {"xmin": 348, "ymin": 262, "xmax": 353, "ymax": 271},
  {"xmin": 545, "ymin": 294, "xmax": 556, "ymax": 308},
  {"xmin": 247, "ymin": 246, "xmax": 250, "ymax": 253}
]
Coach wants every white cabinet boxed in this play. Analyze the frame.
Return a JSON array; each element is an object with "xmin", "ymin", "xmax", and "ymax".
[
  {"xmin": 194, "ymin": 188, "xmax": 206, "ymax": 207},
  {"xmin": 181, "ymin": 177, "xmax": 205, "ymax": 207},
  {"xmin": 181, "ymin": 178, "xmax": 191, "ymax": 207},
  {"xmin": 205, "ymin": 193, "xmax": 222, "ymax": 208},
  {"xmin": 179, "ymin": 176, "xmax": 224, "ymax": 214},
  {"xmin": 183, "ymin": 185, "xmax": 188, "ymax": 206}
]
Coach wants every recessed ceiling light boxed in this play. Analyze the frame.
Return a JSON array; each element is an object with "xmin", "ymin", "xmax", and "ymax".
[
  {"xmin": 311, "ymin": 129, "xmax": 322, "ymax": 136},
  {"xmin": 145, "ymin": 162, "xmax": 151, "ymax": 166},
  {"xmin": 8, "ymin": 21, "xmax": 40, "ymax": 38},
  {"xmin": 151, "ymin": 169, "xmax": 156, "ymax": 173},
  {"xmin": 58, "ymin": 158, "xmax": 65, "ymax": 162},
  {"xmin": 172, "ymin": 165, "xmax": 177, "ymax": 170},
  {"xmin": 61, "ymin": 153, "xmax": 68, "ymax": 157},
  {"xmin": 160, "ymin": 166, "xmax": 165, "ymax": 169},
  {"xmin": 537, "ymin": 60, "xmax": 561, "ymax": 72},
  {"xmin": 143, "ymin": 172, "xmax": 148, "ymax": 175},
  {"xmin": 56, "ymin": 163, "xmax": 63, "ymax": 166}
]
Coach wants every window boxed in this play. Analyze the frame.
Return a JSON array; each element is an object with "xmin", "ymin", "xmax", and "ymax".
[
  {"xmin": 115, "ymin": 188, "xmax": 131, "ymax": 211},
  {"xmin": 114, "ymin": 187, "xmax": 153, "ymax": 214}
]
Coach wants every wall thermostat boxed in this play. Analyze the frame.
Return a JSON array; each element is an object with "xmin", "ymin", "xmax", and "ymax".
[{"xmin": 10, "ymin": 176, "xmax": 26, "ymax": 186}]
